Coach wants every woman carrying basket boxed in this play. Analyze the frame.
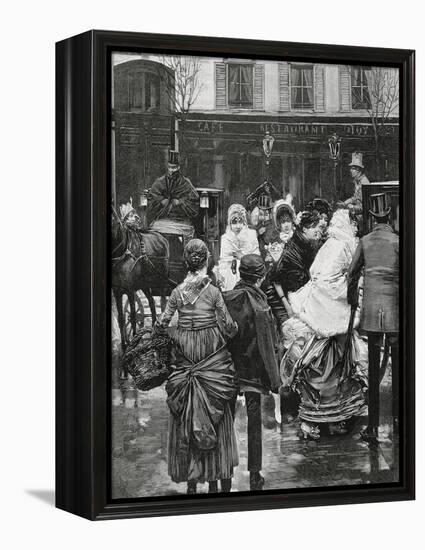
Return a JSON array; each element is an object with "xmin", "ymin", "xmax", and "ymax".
[{"xmin": 156, "ymin": 239, "xmax": 239, "ymax": 494}]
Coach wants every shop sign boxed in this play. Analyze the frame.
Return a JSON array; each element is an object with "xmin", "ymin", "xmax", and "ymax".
[{"xmin": 189, "ymin": 119, "xmax": 398, "ymax": 138}]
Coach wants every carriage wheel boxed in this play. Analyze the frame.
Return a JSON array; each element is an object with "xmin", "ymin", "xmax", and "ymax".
[{"xmin": 123, "ymin": 293, "xmax": 145, "ymax": 338}]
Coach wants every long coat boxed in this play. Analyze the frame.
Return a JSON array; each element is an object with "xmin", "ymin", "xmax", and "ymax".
[
  {"xmin": 344, "ymin": 174, "xmax": 370, "ymax": 214},
  {"xmin": 347, "ymin": 224, "xmax": 399, "ymax": 333},
  {"xmin": 270, "ymin": 229, "xmax": 316, "ymax": 294},
  {"xmin": 223, "ymin": 281, "xmax": 281, "ymax": 393},
  {"xmin": 261, "ymin": 229, "xmax": 315, "ymax": 326},
  {"xmin": 147, "ymin": 172, "xmax": 199, "ymax": 223}
]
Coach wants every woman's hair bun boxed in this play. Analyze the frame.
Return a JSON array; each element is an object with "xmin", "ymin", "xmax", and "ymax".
[{"xmin": 183, "ymin": 239, "xmax": 208, "ymax": 272}]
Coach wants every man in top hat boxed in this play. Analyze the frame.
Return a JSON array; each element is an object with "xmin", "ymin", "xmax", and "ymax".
[
  {"xmin": 147, "ymin": 150, "xmax": 199, "ymax": 237},
  {"xmin": 223, "ymin": 254, "xmax": 281, "ymax": 491},
  {"xmin": 347, "ymin": 193, "xmax": 399, "ymax": 446},
  {"xmin": 344, "ymin": 152, "xmax": 370, "ymax": 216}
]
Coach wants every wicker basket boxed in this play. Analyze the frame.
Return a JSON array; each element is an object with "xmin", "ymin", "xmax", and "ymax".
[{"xmin": 121, "ymin": 327, "xmax": 172, "ymax": 391}]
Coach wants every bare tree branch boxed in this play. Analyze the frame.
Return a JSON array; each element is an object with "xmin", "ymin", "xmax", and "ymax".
[
  {"xmin": 349, "ymin": 65, "xmax": 399, "ymax": 178},
  {"xmin": 155, "ymin": 56, "xmax": 204, "ymax": 164},
  {"xmin": 157, "ymin": 55, "xmax": 203, "ymax": 117}
]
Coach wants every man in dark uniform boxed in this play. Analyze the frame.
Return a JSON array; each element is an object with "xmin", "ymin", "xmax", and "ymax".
[
  {"xmin": 347, "ymin": 193, "xmax": 399, "ymax": 446},
  {"xmin": 147, "ymin": 150, "xmax": 199, "ymax": 238},
  {"xmin": 224, "ymin": 255, "xmax": 281, "ymax": 491}
]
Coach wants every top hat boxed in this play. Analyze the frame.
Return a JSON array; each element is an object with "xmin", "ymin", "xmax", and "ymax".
[
  {"xmin": 348, "ymin": 152, "xmax": 364, "ymax": 170},
  {"xmin": 168, "ymin": 150, "xmax": 180, "ymax": 165},
  {"xmin": 369, "ymin": 193, "xmax": 391, "ymax": 218}
]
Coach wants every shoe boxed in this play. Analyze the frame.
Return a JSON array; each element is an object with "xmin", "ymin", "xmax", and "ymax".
[
  {"xmin": 360, "ymin": 427, "xmax": 379, "ymax": 448},
  {"xmin": 208, "ymin": 481, "xmax": 218, "ymax": 494},
  {"xmin": 250, "ymin": 471, "xmax": 265, "ymax": 491},
  {"xmin": 300, "ymin": 421, "xmax": 320, "ymax": 440},
  {"xmin": 187, "ymin": 481, "xmax": 197, "ymax": 495},
  {"xmin": 220, "ymin": 479, "xmax": 232, "ymax": 493}
]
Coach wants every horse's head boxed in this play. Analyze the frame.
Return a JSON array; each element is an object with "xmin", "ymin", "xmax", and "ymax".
[{"xmin": 123, "ymin": 210, "xmax": 143, "ymax": 231}]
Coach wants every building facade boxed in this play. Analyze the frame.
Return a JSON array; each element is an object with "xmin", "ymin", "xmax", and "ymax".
[{"xmin": 112, "ymin": 53, "xmax": 399, "ymax": 219}]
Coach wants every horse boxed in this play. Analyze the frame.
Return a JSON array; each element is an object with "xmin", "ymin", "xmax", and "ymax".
[{"xmin": 111, "ymin": 207, "xmax": 170, "ymax": 356}]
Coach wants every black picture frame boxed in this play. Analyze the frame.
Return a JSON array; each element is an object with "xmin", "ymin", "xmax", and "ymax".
[{"xmin": 56, "ymin": 30, "xmax": 415, "ymax": 521}]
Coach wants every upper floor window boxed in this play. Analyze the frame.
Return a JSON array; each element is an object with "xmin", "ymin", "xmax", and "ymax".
[
  {"xmin": 128, "ymin": 71, "xmax": 160, "ymax": 112},
  {"xmin": 290, "ymin": 65, "xmax": 314, "ymax": 110},
  {"xmin": 227, "ymin": 64, "xmax": 254, "ymax": 108},
  {"xmin": 351, "ymin": 67, "xmax": 371, "ymax": 110}
]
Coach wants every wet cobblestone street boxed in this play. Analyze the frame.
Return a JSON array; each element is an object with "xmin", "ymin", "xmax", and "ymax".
[{"xmin": 111, "ymin": 374, "xmax": 398, "ymax": 498}]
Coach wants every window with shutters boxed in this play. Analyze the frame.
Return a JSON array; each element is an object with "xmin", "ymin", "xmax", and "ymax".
[
  {"xmin": 290, "ymin": 65, "xmax": 314, "ymax": 110},
  {"xmin": 227, "ymin": 64, "xmax": 254, "ymax": 108},
  {"xmin": 351, "ymin": 66, "xmax": 372, "ymax": 110}
]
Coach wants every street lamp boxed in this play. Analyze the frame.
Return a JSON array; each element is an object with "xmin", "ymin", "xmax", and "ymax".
[
  {"xmin": 200, "ymin": 191, "xmax": 209, "ymax": 209},
  {"xmin": 262, "ymin": 131, "xmax": 275, "ymax": 201},
  {"xmin": 262, "ymin": 131, "xmax": 275, "ymax": 171},
  {"xmin": 138, "ymin": 189, "xmax": 149, "ymax": 207},
  {"xmin": 199, "ymin": 191, "xmax": 210, "ymax": 242},
  {"xmin": 263, "ymin": 131, "xmax": 275, "ymax": 159},
  {"xmin": 328, "ymin": 133, "xmax": 341, "ymax": 196}
]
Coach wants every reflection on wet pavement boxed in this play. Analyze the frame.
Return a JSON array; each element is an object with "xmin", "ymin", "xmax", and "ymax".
[{"xmin": 111, "ymin": 375, "xmax": 398, "ymax": 498}]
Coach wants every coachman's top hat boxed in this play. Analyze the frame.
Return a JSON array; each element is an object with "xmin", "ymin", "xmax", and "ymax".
[
  {"xmin": 168, "ymin": 150, "xmax": 180, "ymax": 165},
  {"xmin": 349, "ymin": 151, "xmax": 365, "ymax": 170},
  {"xmin": 369, "ymin": 193, "xmax": 391, "ymax": 218}
]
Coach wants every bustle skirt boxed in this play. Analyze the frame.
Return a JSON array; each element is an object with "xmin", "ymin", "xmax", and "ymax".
[{"xmin": 166, "ymin": 326, "xmax": 239, "ymax": 483}]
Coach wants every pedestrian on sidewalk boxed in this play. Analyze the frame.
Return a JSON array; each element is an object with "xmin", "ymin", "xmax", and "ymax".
[
  {"xmin": 224, "ymin": 254, "xmax": 281, "ymax": 491},
  {"xmin": 157, "ymin": 239, "xmax": 239, "ymax": 494},
  {"xmin": 347, "ymin": 193, "xmax": 399, "ymax": 447}
]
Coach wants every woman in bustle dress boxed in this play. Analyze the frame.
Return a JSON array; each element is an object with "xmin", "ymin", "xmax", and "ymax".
[
  {"xmin": 157, "ymin": 239, "xmax": 239, "ymax": 494},
  {"xmin": 280, "ymin": 209, "xmax": 367, "ymax": 439}
]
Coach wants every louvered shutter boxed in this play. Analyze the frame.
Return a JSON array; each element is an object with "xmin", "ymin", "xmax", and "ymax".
[
  {"xmin": 339, "ymin": 65, "xmax": 352, "ymax": 112},
  {"xmin": 253, "ymin": 64, "xmax": 264, "ymax": 110},
  {"xmin": 314, "ymin": 65, "xmax": 325, "ymax": 112},
  {"xmin": 279, "ymin": 62, "xmax": 290, "ymax": 111},
  {"xmin": 215, "ymin": 62, "xmax": 227, "ymax": 109}
]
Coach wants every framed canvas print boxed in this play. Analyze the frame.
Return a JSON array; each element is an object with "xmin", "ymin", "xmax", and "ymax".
[{"xmin": 56, "ymin": 30, "xmax": 415, "ymax": 520}]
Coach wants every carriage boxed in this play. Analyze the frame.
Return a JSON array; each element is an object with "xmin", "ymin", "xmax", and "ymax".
[{"xmin": 112, "ymin": 187, "xmax": 225, "ymax": 344}]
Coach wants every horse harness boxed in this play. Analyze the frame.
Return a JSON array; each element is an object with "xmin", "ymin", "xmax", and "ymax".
[{"xmin": 112, "ymin": 225, "xmax": 178, "ymax": 288}]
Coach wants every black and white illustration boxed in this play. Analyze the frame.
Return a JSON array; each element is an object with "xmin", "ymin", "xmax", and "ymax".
[{"xmin": 110, "ymin": 52, "xmax": 399, "ymax": 498}]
